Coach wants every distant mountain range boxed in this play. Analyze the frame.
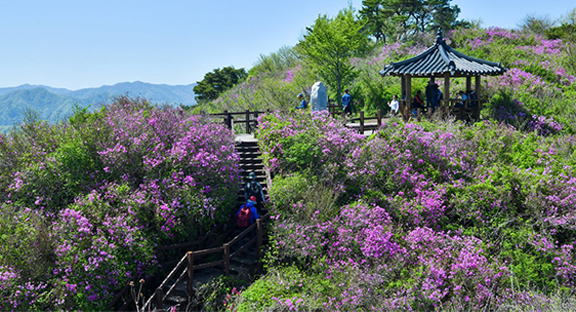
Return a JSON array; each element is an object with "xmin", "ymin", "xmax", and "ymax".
[{"xmin": 0, "ymin": 81, "xmax": 197, "ymax": 131}]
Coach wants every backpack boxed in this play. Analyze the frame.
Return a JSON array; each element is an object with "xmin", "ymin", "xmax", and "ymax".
[
  {"xmin": 247, "ymin": 181, "xmax": 260, "ymax": 198},
  {"xmin": 237, "ymin": 205, "xmax": 252, "ymax": 227}
]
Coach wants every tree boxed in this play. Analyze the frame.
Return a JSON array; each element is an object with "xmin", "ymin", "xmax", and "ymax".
[
  {"xmin": 193, "ymin": 66, "xmax": 247, "ymax": 102},
  {"xmin": 359, "ymin": 0, "xmax": 394, "ymax": 43},
  {"xmin": 518, "ymin": 14, "xmax": 556, "ymax": 35},
  {"xmin": 297, "ymin": 7, "xmax": 369, "ymax": 105},
  {"xmin": 546, "ymin": 7, "xmax": 576, "ymax": 41},
  {"xmin": 359, "ymin": 0, "xmax": 465, "ymax": 41}
]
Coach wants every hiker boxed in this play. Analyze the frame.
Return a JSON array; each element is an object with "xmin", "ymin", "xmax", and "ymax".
[
  {"xmin": 388, "ymin": 94, "xmax": 399, "ymax": 116},
  {"xmin": 412, "ymin": 90, "xmax": 424, "ymax": 116},
  {"xmin": 467, "ymin": 89, "xmax": 477, "ymax": 107},
  {"xmin": 456, "ymin": 90, "xmax": 467, "ymax": 108},
  {"xmin": 235, "ymin": 197, "xmax": 260, "ymax": 254},
  {"xmin": 425, "ymin": 79, "xmax": 436, "ymax": 108},
  {"xmin": 342, "ymin": 89, "xmax": 352, "ymax": 115},
  {"xmin": 426, "ymin": 81, "xmax": 440, "ymax": 113},
  {"xmin": 296, "ymin": 93, "xmax": 307, "ymax": 109},
  {"xmin": 236, "ymin": 196, "xmax": 260, "ymax": 228},
  {"xmin": 244, "ymin": 172, "xmax": 265, "ymax": 211},
  {"xmin": 436, "ymin": 88, "xmax": 443, "ymax": 108}
]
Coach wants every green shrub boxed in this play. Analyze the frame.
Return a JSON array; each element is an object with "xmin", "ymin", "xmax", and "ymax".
[{"xmin": 269, "ymin": 171, "xmax": 340, "ymax": 224}]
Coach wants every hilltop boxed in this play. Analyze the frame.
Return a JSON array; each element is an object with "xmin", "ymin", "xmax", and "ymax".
[
  {"xmin": 1, "ymin": 2, "xmax": 576, "ymax": 310},
  {"xmin": 195, "ymin": 8, "xmax": 576, "ymax": 312}
]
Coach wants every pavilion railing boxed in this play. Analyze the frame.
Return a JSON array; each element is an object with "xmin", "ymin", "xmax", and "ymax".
[{"xmin": 398, "ymin": 98, "xmax": 481, "ymax": 121}]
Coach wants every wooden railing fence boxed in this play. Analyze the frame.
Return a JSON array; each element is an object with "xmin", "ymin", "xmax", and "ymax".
[
  {"xmin": 208, "ymin": 107, "xmax": 385, "ymax": 135},
  {"xmin": 204, "ymin": 98, "xmax": 480, "ymax": 137},
  {"xmin": 328, "ymin": 104, "xmax": 384, "ymax": 133},
  {"xmin": 207, "ymin": 110, "xmax": 269, "ymax": 134},
  {"xmin": 105, "ymin": 222, "xmax": 231, "ymax": 310},
  {"xmin": 139, "ymin": 214, "xmax": 270, "ymax": 311}
]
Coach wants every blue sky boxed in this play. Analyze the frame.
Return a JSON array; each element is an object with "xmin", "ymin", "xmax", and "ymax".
[{"xmin": 0, "ymin": 0, "xmax": 573, "ymax": 90}]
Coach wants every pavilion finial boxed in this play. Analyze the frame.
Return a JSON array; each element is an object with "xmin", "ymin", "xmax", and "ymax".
[{"xmin": 436, "ymin": 28, "xmax": 443, "ymax": 44}]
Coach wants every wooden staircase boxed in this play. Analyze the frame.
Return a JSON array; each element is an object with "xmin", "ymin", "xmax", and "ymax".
[
  {"xmin": 145, "ymin": 140, "xmax": 269, "ymax": 311},
  {"xmin": 235, "ymin": 140, "xmax": 268, "ymax": 210}
]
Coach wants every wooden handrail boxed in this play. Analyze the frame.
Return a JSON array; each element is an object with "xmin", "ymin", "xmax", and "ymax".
[
  {"xmin": 163, "ymin": 267, "xmax": 188, "ymax": 301},
  {"xmin": 230, "ymin": 236, "xmax": 256, "ymax": 258},
  {"xmin": 342, "ymin": 110, "xmax": 383, "ymax": 134},
  {"xmin": 208, "ymin": 102, "xmax": 481, "ymax": 137},
  {"xmin": 140, "ymin": 213, "xmax": 271, "ymax": 311},
  {"xmin": 190, "ymin": 246, "xmax": 224, "ymax": 257},
  {"xmin": 208, "ymin": 110, "xmax": 267, "ymax": 117},
  {"xmin": 228, "ymin": 221, "xmax": 257, "ymax": 246},
  {"xmin": 142, "ymin": 253, "xmax": 188, "ymax": 310},
  {"xmin": 186, "ymin": 252, "xmax": 194, "ymax": 296},
  {"xmin": 156, "ymin": 222, "xmax": 224, "ymax": 252}
]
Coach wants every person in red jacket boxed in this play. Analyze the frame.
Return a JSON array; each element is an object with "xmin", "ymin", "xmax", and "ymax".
[
  {"xmin": 235, "ymin": 196, "xmax": 261, "ymax": 255},
  {"xmin": 236, "ymin": 196, "xmax": 260, "ymax": 228}
]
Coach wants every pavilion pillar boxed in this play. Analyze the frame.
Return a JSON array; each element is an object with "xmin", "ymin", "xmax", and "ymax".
[
  {"xmin": 475, "ymin": 75, "xmax": 482, "ymax": 120},
  {"xmin": 443, "ymin": 73, "xmax": 450, "ymax": 116},
  {"xmin": 475, "ymin": 75, "xmax": 481, "ymax": 98},
  {"xmin": 401, "ymin": 76, "xmax": 406, "ymax": 117},
  {"xmin": 405, "ymin": 75, "xmax": 412, "ymax": 120},
  {"xmin": 401, "ymin": 77, "xmax": 406, "ymax": 100},
  {"xmin": 466, "ymin": 76, "xmax": 472, "ymax": 92}
]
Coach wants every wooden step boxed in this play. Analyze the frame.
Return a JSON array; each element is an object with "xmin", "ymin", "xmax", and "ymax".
[
  {"xmin": 239, "ymin": 165, "xmax": 264, "ymax": 172},
  {"xmin": 236, "ymin": 145, "xmax": 260, "ymax": 152},
  {"xmin": 239, "ymin": 169, "xmax": 265, "ymax": 178},
  {"xmin": 238, "ymin": 158, "xmax": 264, "ymax": 165},
  {"xmin": 237, "ymin": 154, "xmax": 261, "ymax": 159},
  {"xmin": 236, "ymin": 141, "xmax": 259, "ymax": 146}
]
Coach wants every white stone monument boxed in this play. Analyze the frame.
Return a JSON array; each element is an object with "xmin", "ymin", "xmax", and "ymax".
[{"xmin": 310, "ymin": 81, "xmax": 328, "ymax": 112}]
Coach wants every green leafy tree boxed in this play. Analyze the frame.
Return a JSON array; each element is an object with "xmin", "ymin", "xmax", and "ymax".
[
  {"xmin": 297, "ymin": 7, "xmax": 369, "ymax": 104},
  {"xmin": 359, "ymin": 0, "xmax": 465, "ymax": 41},
  {"xmin": 546, "ymin": 7, "xmax": 576, "ymax": 40},
  {"xmin": 193, "ymin": 66, "xmax": 247, "ymax": 102}
]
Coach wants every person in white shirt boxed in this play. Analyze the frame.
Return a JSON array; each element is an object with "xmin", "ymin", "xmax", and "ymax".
[{"xmin": 388, "ymin": 94, "xmax": 399, "ymax": 116}]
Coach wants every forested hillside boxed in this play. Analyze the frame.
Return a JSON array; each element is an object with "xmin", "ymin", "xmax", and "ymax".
[{"xmin": 0, "ymin": 82, "xmax": 197, "ymax": 132}]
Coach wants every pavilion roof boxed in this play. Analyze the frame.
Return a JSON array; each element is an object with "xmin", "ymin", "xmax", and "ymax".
[{"xmin": 380, "ymin": 30, "xmax": 507, "ymax": 78}]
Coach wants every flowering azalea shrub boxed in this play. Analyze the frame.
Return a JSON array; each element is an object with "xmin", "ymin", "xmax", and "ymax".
[
  {"xmin": 235, "ymin": 110, "xmax": 576, "ymax": 310},
  {"xmin": 257, "ymin": 110, "xmax": 364, "ymax": 174},
  {"xmin": 448, "ymin": 27, "xmax": 576, "ymax": 133},
  {"xmin": 0, "ymin": 96, "xmax": 240, "ymax": 310}
]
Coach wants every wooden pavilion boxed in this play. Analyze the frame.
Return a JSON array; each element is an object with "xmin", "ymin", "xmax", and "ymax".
[{"xmin": 380, "ymin": 29, "xmax": 507, "ymax": 120}]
